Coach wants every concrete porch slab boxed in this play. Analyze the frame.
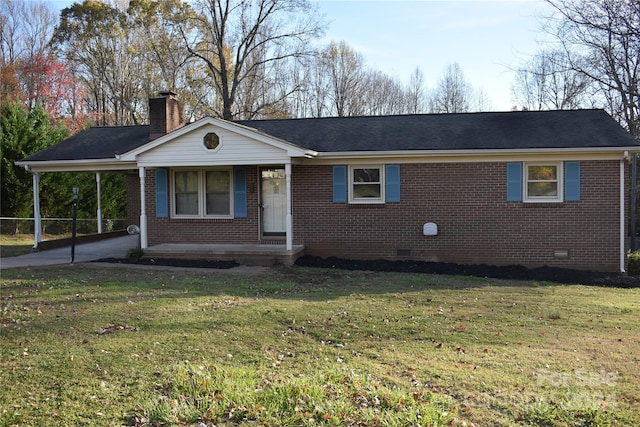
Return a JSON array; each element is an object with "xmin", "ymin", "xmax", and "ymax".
[{"xmin": 143, "ymin": 243, "xmax": 305, "ymax": 266}]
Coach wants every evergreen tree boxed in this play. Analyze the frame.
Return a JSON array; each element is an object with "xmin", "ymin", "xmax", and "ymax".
[{"xmin": 1, "ymin": 100, "xmax": 69, "ymax": 219}]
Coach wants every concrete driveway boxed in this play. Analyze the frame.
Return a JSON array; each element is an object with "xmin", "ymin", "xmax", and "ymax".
[{"xmin": 0, "ymin": 235, "xmax": 139, "ymax": 270}]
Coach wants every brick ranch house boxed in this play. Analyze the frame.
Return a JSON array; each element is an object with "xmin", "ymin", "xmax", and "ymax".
[{"xmin": 17, "ymin": 92, "xmax": 640, "ymax": 272}]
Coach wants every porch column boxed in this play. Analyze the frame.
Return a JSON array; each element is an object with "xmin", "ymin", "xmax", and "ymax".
[
  {"xmin": 139, "ymin": 167, "xmax": 148, "ymax": 249},
  {"xmin": 96, "ymin": 172, "xmax": 102, "ymax": 234},
  {"xmin": 32, "ymin": 171, "xmax": 42, "ymax": 248},
  {"xmin": 285, "ymin": 163, "xmax": 293, "ymax": 251}
]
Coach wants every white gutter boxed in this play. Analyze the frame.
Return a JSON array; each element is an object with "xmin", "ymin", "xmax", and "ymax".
[
  {"xmin": 314, "ymin": 146, "xmax": 640, "ymax": 160},
  {"xmin": 15, "ymin": 158, "xmax": 137, "ymax": 173}
]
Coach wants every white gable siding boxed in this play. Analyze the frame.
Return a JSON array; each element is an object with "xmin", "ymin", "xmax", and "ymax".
[{"xmin": 136, "ymin": 124, "xmax": 291, "ymax": 167}]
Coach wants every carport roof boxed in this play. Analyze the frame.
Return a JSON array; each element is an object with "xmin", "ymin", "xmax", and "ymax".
[{"xmin": 21, "ymin": 125, "xmax": 152, "ymax": 161}]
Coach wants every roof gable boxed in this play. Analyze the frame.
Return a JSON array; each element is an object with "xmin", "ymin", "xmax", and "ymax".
[{"xmin": 119, "ymin": 116, "xmax": 315, "ymax": 166}]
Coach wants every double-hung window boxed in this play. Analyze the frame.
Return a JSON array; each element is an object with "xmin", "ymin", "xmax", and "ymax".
[
  {"xmin": 349, "ymin": 165, "xmax": 384, "ymax": 203},
  {"xmin": 524, "ymin": 162, "xmax": 563, "ymax": 202},
  {"xmin": 173, "ymin": 168, "xmax": 232, "ymax": 217}
]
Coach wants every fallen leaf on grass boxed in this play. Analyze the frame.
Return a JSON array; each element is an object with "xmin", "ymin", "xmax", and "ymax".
[{"xmin": 98, "ymin": 324, "xmax": 138, "ymax": 335}]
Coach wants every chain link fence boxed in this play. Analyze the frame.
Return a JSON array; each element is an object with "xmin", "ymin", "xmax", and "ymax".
[{"xmin": 0, "ymin": 217, "xmax": 127, "ymax": 236}]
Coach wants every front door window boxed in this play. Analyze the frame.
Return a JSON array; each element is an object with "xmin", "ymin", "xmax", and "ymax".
[{"xmin": 261, "ymin": 168, "xmax": 286, "ymax": 236}]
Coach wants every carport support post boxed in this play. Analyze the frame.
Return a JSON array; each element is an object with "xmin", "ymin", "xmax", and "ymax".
[
  {"xmin": 96, "ymin": 172, "xmax": 102, "ymax": 234},
  {"xmin": 32, "ymin": 171, "xmax": 42, "ymax": 248}
]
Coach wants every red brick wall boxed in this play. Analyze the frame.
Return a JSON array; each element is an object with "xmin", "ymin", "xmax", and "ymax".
[
  {"xmin": 134, "ymin": 161, "xmax": 626, "ymax": 272},
  {"xmin": 292, "ymin": 161, "xmax": 625, "ymax": 272},
  {"xmin": 125, "ymin": 172, "xmax": 140, "ymax": 227},
  {"xmin": 145, "ymin": 167, "xmax": 260, "ymax": 246}
]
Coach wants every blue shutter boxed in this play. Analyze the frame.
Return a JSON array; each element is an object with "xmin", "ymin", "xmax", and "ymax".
[
  {"xmin": 506, "ymin": 162, "xmax": 523, "ymax": 201},
  {"xmin": 234, "ymin": 167, "xmax": 247, "ymax": 217},
  {"xmin": 333, "ymin": 165, "xmax": 347, "ymax": 203},
  {"xmin": 385, "ymin": 164, "xmax": 401, "ymax": 202},
  {"xmin": 155, "ymin": 168, "xmax": 169, "ymax": 217},
  {"xmin": 565, "ymin": 161, "xmax": 581, "ymax": 201}
]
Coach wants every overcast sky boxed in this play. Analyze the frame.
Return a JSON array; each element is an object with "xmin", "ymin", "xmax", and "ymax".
[{"xmin": 47, "ymin": 0, "xmax": 556, "ymax": 111}]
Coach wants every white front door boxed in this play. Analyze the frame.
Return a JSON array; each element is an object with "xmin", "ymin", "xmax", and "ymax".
[{"xmin": 261, "ymin": 168, "xmax": 286, "ymax": 236}]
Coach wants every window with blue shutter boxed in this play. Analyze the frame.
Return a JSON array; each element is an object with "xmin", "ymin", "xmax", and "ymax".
[
  {"xmin": 333, "ymin": 165, "xmax": 347, "ymax": 203},
  {"xmin": 155, "ymin": 168, "xmax": 169, "ymax": 217},
  {"xmin": 233, "ymin": 167, "xmax": 247, "ymax": 217},
  {"xmin": 564, "ymin": 161, "xmax": 580, "ymax": 201},
  {"xmin": 506, "ymin": 162, "xmax": 523, "ymax": 201},
  {"xmin": 385, "ymin": 164, "xmax": 401, "ymax": 202}
]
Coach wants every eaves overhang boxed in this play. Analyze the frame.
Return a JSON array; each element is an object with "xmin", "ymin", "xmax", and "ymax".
[
  {"xmin": 305, "ymin": 146, "xmax": 640, "ymax": 164},
  {"xmin": 15, "ymin": 158, "xmax": 137, "ymax": 173}
]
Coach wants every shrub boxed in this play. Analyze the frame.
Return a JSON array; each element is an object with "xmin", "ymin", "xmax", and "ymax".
[
  {"xmin": 126, "ymin": 248, "xmax": 144, "ymax": 261},
  {"xmin": 627, "ymin": 251, "xmax": 640, "ymax": 276}
]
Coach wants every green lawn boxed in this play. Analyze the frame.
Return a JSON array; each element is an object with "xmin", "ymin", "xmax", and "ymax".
[
  {"xmin": 0, "ymin": 235, "xmax": 35, "ymax": 258},
  {"xmin": 1, "ymin": 264, "xmax": 638, "ymax": 426}
]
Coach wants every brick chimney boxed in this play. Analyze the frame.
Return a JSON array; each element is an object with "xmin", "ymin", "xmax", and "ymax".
[{"xmin": 149, "ymin": 90, "xmax": 186, "ymax": 139}]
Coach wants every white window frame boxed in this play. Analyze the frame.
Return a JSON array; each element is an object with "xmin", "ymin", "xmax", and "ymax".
[
  {"xmin": 524, "ymin": 162, "xmax": 563, "ymax": 203},
  {"xmin": 348, "ymin": 165, "xmax": 385, "ymax": 204},
  {"xmin": 171, "ymin": 167, "xmax": 234, "ymax": 218}
]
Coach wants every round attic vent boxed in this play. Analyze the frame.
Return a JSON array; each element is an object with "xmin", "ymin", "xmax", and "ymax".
[{"xmin": 204, "ymin": 132, "xmax": 220, "ymax": 150}]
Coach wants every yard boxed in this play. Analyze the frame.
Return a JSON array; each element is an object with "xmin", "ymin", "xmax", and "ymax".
[{"xmin": 1, "ymin": 264, "xmax": 638, "ymax": 426}]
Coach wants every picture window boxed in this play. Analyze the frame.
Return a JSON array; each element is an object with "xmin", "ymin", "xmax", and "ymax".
[{"xmin": 173, "ymin": 168, "xmax": 232, "ymax": 217}]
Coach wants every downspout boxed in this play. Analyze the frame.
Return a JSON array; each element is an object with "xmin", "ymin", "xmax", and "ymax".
[
  {"xmin": 621, "ymin": 156, "xmax": 626, "ymax": 273},
  {"xmin": 139, "ymin": 167, "xmax": 148, "ymax": 249},
  {"xmin": 285, "ymin": 162, "xmax": 293, "ymax": 251}
]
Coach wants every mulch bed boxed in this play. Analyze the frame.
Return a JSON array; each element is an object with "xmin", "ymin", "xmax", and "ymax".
[
  {"xmin": 94, "ymin": 255, "xmax": 639, "ymax": 288},
  {"xmin": 295, "ymin": 256, "xmax": 640, "ymax": 288}
]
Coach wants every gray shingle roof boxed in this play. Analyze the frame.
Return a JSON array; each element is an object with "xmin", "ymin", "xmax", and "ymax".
[
  {"xmin": 21, "ymin": 125, "xmax": 151, "ymax": 161},
  {"xmin": 20, "ymin": 109, "xmax": 638, "ymax": 163},
  {"xmin": 236, "ymin": 109, "xmax": 638, "ymax": 152}
]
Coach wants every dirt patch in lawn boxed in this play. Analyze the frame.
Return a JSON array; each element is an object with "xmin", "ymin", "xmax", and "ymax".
[
  {"xmin": 96, "ymin": 255, "xmax": 639, "ymax": 288},
  {"xmin": 95, "ymin": 257, "xmax": 240, "ymax": 269}
]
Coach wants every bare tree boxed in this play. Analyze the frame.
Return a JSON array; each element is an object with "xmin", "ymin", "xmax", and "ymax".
[
  {"xmin": 361, "ymin": 70, "xmax": 406, "ymax": 116},
  {"xmin": 512, "ymin": 49, "xmax": 592, "ymax": 110},
  {"xmin": 545, "ymin": 0, "xmax": 639, "ymax": 137},
  {"xmin": 429, "ymin": 62, "xmax": 471, "ymax": 114},
  {"xmin": 0, "ymin": 0, "xmax": 57, "ymax": 64},
  {"xmin": 179, "ymin": 0, "xmax": 324, "ymax": 120},
  {"xmin": 320, "ymin": 41, "xmax": 366, "ymax": 117},
  {"xmin": 406, "ymin": 67, "xmax": 426, "ymax": 114},
  {"xmin": 52, "ymin": 1, "xmax": 144, "ymax": 125},
  {"xmin": 473, "ymin": 87, "xmax": 493, "ymax": 112}
]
